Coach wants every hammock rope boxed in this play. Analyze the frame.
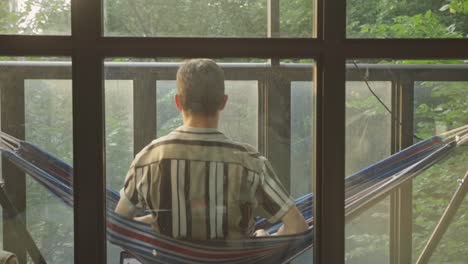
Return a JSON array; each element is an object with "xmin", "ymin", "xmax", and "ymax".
[{"xmin": 0, "ymin": 127, "xmax": 466, "ymax": 263}]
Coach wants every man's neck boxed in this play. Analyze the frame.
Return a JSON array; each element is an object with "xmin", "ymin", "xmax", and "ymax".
[{"xmin": 182, "ymin": 112, "xmax": 219, "ymax": 129}]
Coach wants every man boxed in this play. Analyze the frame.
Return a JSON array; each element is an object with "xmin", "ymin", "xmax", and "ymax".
[{"xmin": 115, "ymin": 59, "xmax": 307, "ymax": 239}]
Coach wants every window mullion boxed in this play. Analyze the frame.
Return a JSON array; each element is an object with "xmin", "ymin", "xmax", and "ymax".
[
  {"xmin": 317, "ymin": 0, "xmax": 346, "ymax": 263},
  {"xmin": 71, "ymin": 0, "xmax": 106, "ymax": 263}
]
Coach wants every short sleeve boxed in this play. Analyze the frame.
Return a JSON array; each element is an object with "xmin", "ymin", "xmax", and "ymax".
[
  {"xmin": 0, "ymin": 250, "xmax": 17, "ymax": 264},
  {"xmin": 121, "ymin": 165, "xmax": 147, "ymax": 210},
  {"xmin": 255, "ymin": 159, "xmax": 295, "ymax": 224}
]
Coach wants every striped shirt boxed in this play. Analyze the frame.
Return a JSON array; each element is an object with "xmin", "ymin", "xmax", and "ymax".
[{"xmin": 120, "ymin": 126, "xmax": 295, "ymax": 240}]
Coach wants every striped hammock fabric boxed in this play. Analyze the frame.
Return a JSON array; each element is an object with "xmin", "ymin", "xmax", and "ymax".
[{"xmin": 0, "ymin": 129, "xmax": 465, "ymax": 264}]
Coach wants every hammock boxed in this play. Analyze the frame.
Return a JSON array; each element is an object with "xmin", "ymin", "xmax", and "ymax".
[{"xmin": 0, "ymin": 127, "xmax": 467, "ymax": 264}]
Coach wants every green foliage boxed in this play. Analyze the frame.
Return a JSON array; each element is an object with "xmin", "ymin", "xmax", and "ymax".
[
  {"xmin": 26, "ymin": 177, "xmax": 74, "ymax": 264},
  {"xmin": 0, "ymin": 1, "xmax": 19, "ymax": 34},
  {"xmin": 280, "ymin": 0, "xmax": 314, "ymax": 37},
  {"xmin": 348, "ymin": 0, "xmax": 468, "ymax": 38},
  {"xmin": 17, "ymin": 0, "xmax": 70, "ymax": 35},
  {"xmin": 105, "ymin": 0, "xmax": 266, "ymax": 37},
  {"xmin": 414, "ymin": 82, "xmax": 468, "ymax": 139},
  {"xmin": 290, "ymin": 82, "xmax": 314, "ymax": 197},
  {"xmin": 105, "ymin": 82, "xmax": 134, "ymax": 189},
  {"xmin": 411, "ymin": 148, "xmax": 468, "ymax": 263},
  {"xmin": 156, "ymin": 84, "xmax": 182, "ymax": 136},
  {"xmin": 346, "ymin": 0, "xmax": 468, "ymax": 255},
  {"xmin": 345, "ymin": 199, "xmax": 390, "ymax": 263},
  {"xmin": 442, "ymin": 0, "xmax": 468, "ymax": 14},
  {"xmin": 345, "ymin": 81, "xmax": 392, "ymax": 175},
  {"xmin": 24, "ymin": 80, "xmax": 74, "ymax": 263},
  {"xmin": 25, "ymin": 80, "xmax": 73, "ymax": 164},
  {"xmin": 358, "ymin": 11, "xmax": 461, "ymax": 38}
]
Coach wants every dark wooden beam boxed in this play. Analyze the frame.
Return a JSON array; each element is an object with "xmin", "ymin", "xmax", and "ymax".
[{"xmin": 71, "ymin": 0, "xmax": 106, "ymax": 262}]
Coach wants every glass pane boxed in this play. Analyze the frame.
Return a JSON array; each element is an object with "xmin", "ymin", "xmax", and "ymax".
[
  {"xmin": 346, "ymin": 198, "xmax": 390, "ymax": 264},
  {"xmin": 104, "ymin": 0, "xmax": 314, "ymax": 38},
  {"xmin": 291, "ymin": 81, "xmax": 314, "ymax": 198},
  {"xmin": 220, "ymin": 81, "xmax": 258, "ymax": 146},
  {"xmin": 414, "ymin": 81, "xmax": 468, "ymax": 139},
  {"xmin": 347, "ymin": 0, "xmax": 468, "ymax": 38},
  {"xmin": 345, "ymin": 60, "xmax": 468, "ymax": 264},
  {"xmin": 105, "ymin": 80, "xmax": 134, "ymax": 191},
  {"xmin": 412, "ymin": 80, "xmax": 468, "ymax": 263},
  {"xmin": 345, "ymin": 78, "xmax": 392, "ymax": 263},
  {"xmin": 0, "ymin": 59, "xmax": 73, "ymax": 263},
  {"xmin": 280, "ymin": 0, "xmax": 314, "ymax": 38},
  {"xmin": 156, "ymin": 81, "xmax": 179, "ymax": 137},
  {"xmin": 105, "ymin": 59, "xmax": 315, "ymax": 263},
  {"xmin": 291, "ymin": 81, "xmax": 315, "ymax": 264},
  {"xmin": 430, "ymin": 195, "xmax": 468, "ymax": 264},
  {"xmin": 0, "ymin": 0, "xmax": 70, "ymax": 35},
  {"xmin": 345, "ymin": 81, "xmax": 392, "ymax": 175},
  {"xmin": 104, "ymin": 80, "xmax": 134, "ymax": 264},
  {"xmin": 412, "ymin": 147, "xmax": 468, "ymax": 263}
]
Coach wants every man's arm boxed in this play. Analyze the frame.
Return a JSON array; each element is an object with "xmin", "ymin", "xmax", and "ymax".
[
  {"xmin": 253, "ymin": 158, "xmax": 308, "ymax": 237},
  {"xmin": 0, "ymin": 250, "xmax": 18, "ymax": 264},
  {"xmin": 272, "ymin": 206, "xmax": 308, "ymax": 235},
  {"xmin": 115, "ymin": 189, "xmax": 159, "ymax": 228},
  {"xmin": 114, "ymin": 195, "xmax": 137, "ymax": 219},
  {"xmin": 115, "ymin": 196, "xmax": 158, "ymax": 228},
  {"xmin": 254, "ymin": 206, "xmax": 308, "ymax": 237},
  {"xmin": 115, "ymin": 165, "xmax": 146, "ymax": 220}
]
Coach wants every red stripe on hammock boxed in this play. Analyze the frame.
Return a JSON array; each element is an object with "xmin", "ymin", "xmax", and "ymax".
[{"xmin": 107, "ymin": 222, "xmax": 281, "ymax": 260}]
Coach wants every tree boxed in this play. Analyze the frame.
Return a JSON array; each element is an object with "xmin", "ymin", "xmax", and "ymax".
[
  {"xmin": 16, "ymin": 0, "xmax": 70, "ymax": 35},
  {"xmin": 347, "ymin": 0, "xmax": 468, "ymax": 38},
  {"xmin": 105, "ymin": 0, "xmax": 266, "ymax": 37},
  {"xmin": 0, "ymin": 0, "xmax": 19, "ymax": 34}
]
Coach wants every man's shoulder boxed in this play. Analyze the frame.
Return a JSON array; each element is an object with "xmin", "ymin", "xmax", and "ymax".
[
  {"xmin": 130, "ymin": 136, "xmax": 171, "ymax": 167},
  {"xmin": 228, "ymin": 141, "xmax": 263, "ymax": 158},
  {"xmin": 238, "ymin": 142, "xmax": 259, "ymax": 154},
  {"xmin": 130, "ymin": 131, "xmax": 266, "ymax": 170}
]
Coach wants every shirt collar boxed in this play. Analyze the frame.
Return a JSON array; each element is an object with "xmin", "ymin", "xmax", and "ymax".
[{"xmin": 175, "ymin": 125, "xmax": 222, "ymax": 134}]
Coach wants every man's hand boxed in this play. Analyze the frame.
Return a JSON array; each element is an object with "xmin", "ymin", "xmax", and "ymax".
[
  {"xmin": 270, "ymin": 206, "xmax": 308, "ymax": 236},
  {"xmin": 253, "ymin": 229, "xmax": 270, "ymax": 237},
  {"xmin": 114, "ymin": 194, "xmax": 137, "ymax": 219},
  {"xmin": 134, "ymin": 214, "xmax": 161, "ymax": 232},
  {"xmin": 253, "ymin": 206, "xmax": 308, "ymax": 237},
  {"xmin": 134, "ymin": 214, "xmax": 154, "ymax": 224}
]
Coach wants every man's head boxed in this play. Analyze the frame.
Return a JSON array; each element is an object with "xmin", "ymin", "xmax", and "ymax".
[{"xmin": 176, "ymin": 59, "xmax": 227, "ymax": 117}]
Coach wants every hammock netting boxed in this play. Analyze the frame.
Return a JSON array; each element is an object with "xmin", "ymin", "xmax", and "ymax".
[{"xmin": 0, "ymin": 126, "xmax": 467, "ymax": 264}]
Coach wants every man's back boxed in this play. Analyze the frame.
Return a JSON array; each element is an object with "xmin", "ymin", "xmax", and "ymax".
[
  {"xmin": 120, "ymin": 126, "xmax": 295, "ymax": 240},
  {"xmin": 115, "ymin": 59, "xmax": 306, "ymax": 240}
]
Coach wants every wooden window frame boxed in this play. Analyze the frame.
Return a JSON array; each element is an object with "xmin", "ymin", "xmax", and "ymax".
[{"xmin": 0, "ymin": 0, "xmax": 467, "ymax": 263}]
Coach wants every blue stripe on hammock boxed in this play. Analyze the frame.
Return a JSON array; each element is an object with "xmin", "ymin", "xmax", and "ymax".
[
  {"xmin": 107, "ymin": 213, "xmax": 304, "ymax": 264},
  {"xmin": 346, "ymin": 137, "xmax": 441, "ymax": 186},
  {"xmin": 0, "ymin": 136, "xmax": 447, "ymax": 263},
  {"xmin": 106, "ymin": 206, "xmax": 312, "ymax": 251}
]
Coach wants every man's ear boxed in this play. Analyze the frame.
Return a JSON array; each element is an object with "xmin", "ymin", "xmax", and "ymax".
[
  {"xmin": 219, "ymin": 95, "xmax": 228, "ymax": 110},
  {"xmin": 175, "ymin": 94, "xmax": 183, "ymax": 112}
]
